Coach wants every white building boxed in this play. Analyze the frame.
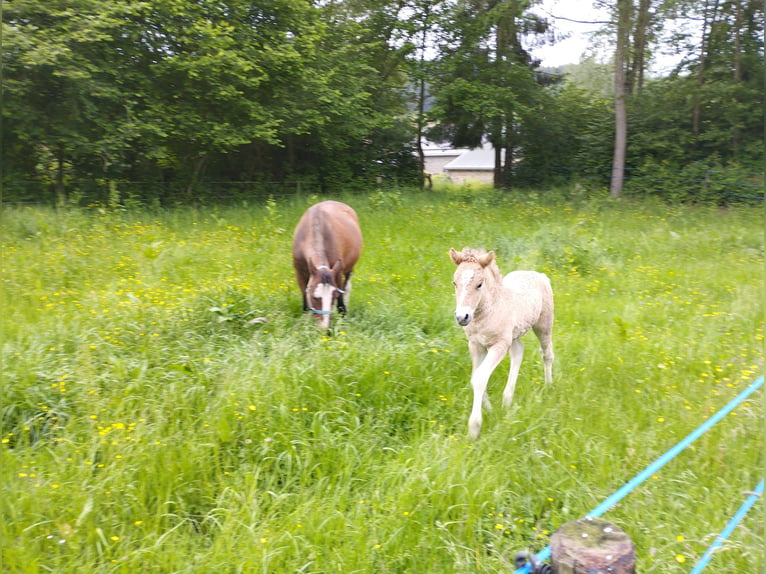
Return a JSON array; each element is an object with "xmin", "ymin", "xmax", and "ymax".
[
  {"xmin": 421, "ymin": 140, "xmax": 469, "ymax": 176},
  {"xmin": 421, "ymin": 140, "xmax": 501, "ymax": 185}
]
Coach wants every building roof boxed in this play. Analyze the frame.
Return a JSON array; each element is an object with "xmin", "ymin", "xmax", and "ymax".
[
  {"xmin": 421, "ymin": 140, "xmax": 469, "ymax": 158},
  {"xmin": 443, "ymin": 141, "xmax": 502, "ymax": 171}
]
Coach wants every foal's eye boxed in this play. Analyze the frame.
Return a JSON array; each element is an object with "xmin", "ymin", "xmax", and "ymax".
[
  {"xmin": 452, "ymin": 281, "xmax": 456, "ymax": 288},
  {"xmin": 477, "ymin": 282, "xmax": 483, "ymax": 289}
]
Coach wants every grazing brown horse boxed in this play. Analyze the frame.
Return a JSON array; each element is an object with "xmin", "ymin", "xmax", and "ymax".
[
  {"xmin": 449, "ymin": 247, "xmax": 554, "ymax": 439},
  {"xmin": 292, "ymin": 201, "xmax": 363, "ymax": 329}
]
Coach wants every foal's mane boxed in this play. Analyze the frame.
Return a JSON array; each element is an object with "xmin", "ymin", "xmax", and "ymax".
[{"xmin": 459, "ymin": 248, "xmax": 503, "ymax": 284}]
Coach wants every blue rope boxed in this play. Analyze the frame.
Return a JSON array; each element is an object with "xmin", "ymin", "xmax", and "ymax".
[
  {"xmin": 688, "ymin": 479, "xmax": 764, "ymax": 574},
  {"xmin": 585, "ymin": 375, "xmax": 762, "ymax": 519},
  {"xmin": 310, "ymin": 307, "xmax": 332, "ymax": 315},
  {"xmin": 514, "ymin": 375, "xmax": 763, "ymax": 574}
]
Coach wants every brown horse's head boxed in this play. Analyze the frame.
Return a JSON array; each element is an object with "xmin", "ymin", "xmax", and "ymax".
[{"xmin": 306, "ymin": 259, "xmax": 344, "ymax": 329}]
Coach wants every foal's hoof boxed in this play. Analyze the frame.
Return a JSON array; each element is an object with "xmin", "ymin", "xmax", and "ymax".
[{"xmin": 468, "ymin": 419, "xmax": 482, "ymax": 440}]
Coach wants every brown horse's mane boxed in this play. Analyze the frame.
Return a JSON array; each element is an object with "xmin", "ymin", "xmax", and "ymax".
[
  {"xmin": 319, "ymin": 268, "xmax": 333, "ymax": 284},
  {"xmin": 310, "ymin": 211, "xmax": 330, "ymax": 269}
]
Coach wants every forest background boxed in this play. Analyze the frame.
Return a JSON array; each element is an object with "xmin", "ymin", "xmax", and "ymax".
[{"xmin": 1, "ymin": 0, "xmax": 763, "ymax": 205}]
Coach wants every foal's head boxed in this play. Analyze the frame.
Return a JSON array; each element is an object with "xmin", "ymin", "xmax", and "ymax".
[
  {"xmin": 306, "ymin": 260, "xmax": 344, "ymax": 329},
  {"xmin": 449, "ymin": 248, "xmax": 501, "ymax": 326}
]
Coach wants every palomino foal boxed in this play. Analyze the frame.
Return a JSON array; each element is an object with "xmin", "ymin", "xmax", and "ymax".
[{"xmin": 449, "ymin": 248, "xmax": 554, "ymax": 439}]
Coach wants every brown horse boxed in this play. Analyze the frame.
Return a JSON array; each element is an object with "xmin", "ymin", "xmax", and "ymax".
[{"xmin": 292, "ymin": 201, "xmax": 363, "ymax": 329}]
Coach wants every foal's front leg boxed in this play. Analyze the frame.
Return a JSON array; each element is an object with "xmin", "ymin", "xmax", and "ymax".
[
  {"xmin": 468, "ymin": 341, "xmax": 491, "ymax": 411},
  {"xmin": 468, "ymin": 343, "xmax": 507, "ymax": 439}
]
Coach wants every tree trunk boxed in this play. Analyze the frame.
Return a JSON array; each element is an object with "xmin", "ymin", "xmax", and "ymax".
[
  {"xmin": 415, "ymin": 5, "xmax": 431, "ymax": 190},
  {"xmin": 56, "ymin": 142, "xmax": 66, "ymax": 205},
  {"xmin": 693, "ymin": 0, "xmax": 719, "ymax": 137},
  {"xmin": 610, "ymin": 0, "xmax": 630, "ymax": 198},
  {"xmin": 731, "ymin": 0, "xmax": 742, "ymax": 153},
  {"xmin": 185, "ymin": 153, "xmax": 208, "ymax": 201},
  {"xmin": 493, "ymin": 135, "xmax": 503, "ymax": 188},
  {"xmin": 495, "ymin": 1, "xmax": 516, "ymax": 191},
  {"xmin": 629, "ymin": 0, "xmax": 652, "ymax": 94},
  {"xmin": 733, "ymin": 0, "xmax": 742, "ymax": 83},
  {"xmin": 416, "ymin": 74, "xmax": 427, "ymax": 189},
  {"xmin": 502, "ymin": 123, "xmax": 513, "ymax": 189}
]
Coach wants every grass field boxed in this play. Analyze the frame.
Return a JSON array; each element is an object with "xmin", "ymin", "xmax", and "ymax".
[{"xmin": 1, "ymin": 188, "xmax": 763, "ymax": 573}]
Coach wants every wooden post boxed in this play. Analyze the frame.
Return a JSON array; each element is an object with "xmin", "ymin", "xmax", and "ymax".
[{"xmin": 550, "ymin": 518, "xmax": 635, "ymax": 574}]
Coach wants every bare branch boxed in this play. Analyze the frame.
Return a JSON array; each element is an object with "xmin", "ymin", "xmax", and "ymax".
[{"xmin": 538, "ymin": 8, "xmax": 611, "ymax": 25}]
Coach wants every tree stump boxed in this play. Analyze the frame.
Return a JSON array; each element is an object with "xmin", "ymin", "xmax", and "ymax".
[{"xmin": 550, "ymin": 518, "xmax": 635, "ymax": 574}]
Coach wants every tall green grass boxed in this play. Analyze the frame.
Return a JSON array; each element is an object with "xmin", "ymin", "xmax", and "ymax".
[{"xmin": 1, "ymin": 188, "xmax": 762, "ymax": 573}]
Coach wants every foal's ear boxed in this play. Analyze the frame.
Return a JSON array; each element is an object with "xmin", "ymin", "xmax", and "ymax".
[
  {"xmin": 478, "ymin": 250, "xmax": 495, "ymax": 267},
  {"xmin": 448, "ymin": 248, "xmax": 462, "ymax": 265},
  {"xmin": 331, "ymin": 259, "xmax": 343, "ymax": 276}
]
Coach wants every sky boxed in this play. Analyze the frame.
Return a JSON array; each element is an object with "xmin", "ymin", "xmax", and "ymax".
[
  {"xmin": 529, "ymin": 0, "xmax": 609, "ymax": 68},
  {"xmin": 529, "ymin": 0, "xmax": 689, "ymax": 74}
]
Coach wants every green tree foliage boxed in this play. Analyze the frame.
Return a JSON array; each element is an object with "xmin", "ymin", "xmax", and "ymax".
[
  {"xmin": 679, "ymin": 0, "xmax": 764, "ymax": 164},
  {"xmin": 2, "ymin": 0, "xmax": 148, "ymax": 199},
  {"xmin": 513, "ymin": 83, "xmax": 613, "ymax": 186},
  {"xmin": 619, "ymin": 0, "xmax": 764, "ymax": 199},
  {"xmin": 427, "ymin": 0, "xmax": 548, "ymax": 188},
  {"xmin": 1, "ymin": 0, "xmax": 762, "ymax": 203},
  {"xmin": 524, "ymin": 0, "xmax": 763, "ymax": 197},
  {"xmin": 2, "ymin": 0, "xmax": 419, "ymax": 202}
]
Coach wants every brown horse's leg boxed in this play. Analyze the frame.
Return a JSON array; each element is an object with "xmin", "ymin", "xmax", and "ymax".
[
  {"xmin": 295, "ymin": 261, "xmax": 310, "ymax": 311},
  {"xmin": 337, "ymin": 271, "xmax": 352, "ymax": 315}
]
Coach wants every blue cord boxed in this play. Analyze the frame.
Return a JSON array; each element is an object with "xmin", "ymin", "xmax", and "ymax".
[
  {"xmin": 586, "ymin": 375, "xmax": 763, "ymax": 519},
  {"xmin": 688, "ymin": 479, "xmax": 764, "ymax": 574},
  {"xmin": 514, "ymin": 375, "xmax": 763, "ymax": 574}
]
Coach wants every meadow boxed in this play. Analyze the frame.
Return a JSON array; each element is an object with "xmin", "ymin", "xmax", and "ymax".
[{"xmin": 1, "ymin": 187, "xmax": 763, "ymax": 573}]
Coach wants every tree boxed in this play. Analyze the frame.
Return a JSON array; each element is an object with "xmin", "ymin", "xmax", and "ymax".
[
  {"xmin": 2, "ymin": 0, "xmax": 422, "ymax": 200},
  {"xmin": 128, "ymin": 0, "xmax": 337, "ymax": 194},
  {"xmin": 610, "ymin": 0, "xmax": 631, "ymax": 197},
  {"xmin": 308, "ymin": 0, "xmax": 420, "ymax": 188},
  {"xmin": 626, "ymin": 0, "xmax": 655, "ymax": 93},
  {"xmin": 2, "ymin": 0, "xmax": 149, "ymax": 201},
  {"xmin": 406, "ymin": 0, "xmax": 448, "ymax": 188},
  {"xmin": 428, "ymin": 0, "xmax": 548, "ymax": 189},
  {"xmin": 2, "ymin": 0, "xmax": 761, "ymax": 202},
  {"xmin": 631, "ymin": 0, "xmax": 764, "ymax": 167}
]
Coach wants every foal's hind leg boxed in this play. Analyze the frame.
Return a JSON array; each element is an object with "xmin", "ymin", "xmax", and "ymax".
[
  {"xmin": 502, "ymin": 339, "xmax": 524, "ymax": 408},
  {"xmin": 533, "ymin": 325, "xmax": 554, "ymax": 384}
]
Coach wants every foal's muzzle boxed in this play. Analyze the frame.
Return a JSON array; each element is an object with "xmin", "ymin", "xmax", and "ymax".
[{"xmin": 455, "ymin": 310, "xmax": 473, "ymax": 326}]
